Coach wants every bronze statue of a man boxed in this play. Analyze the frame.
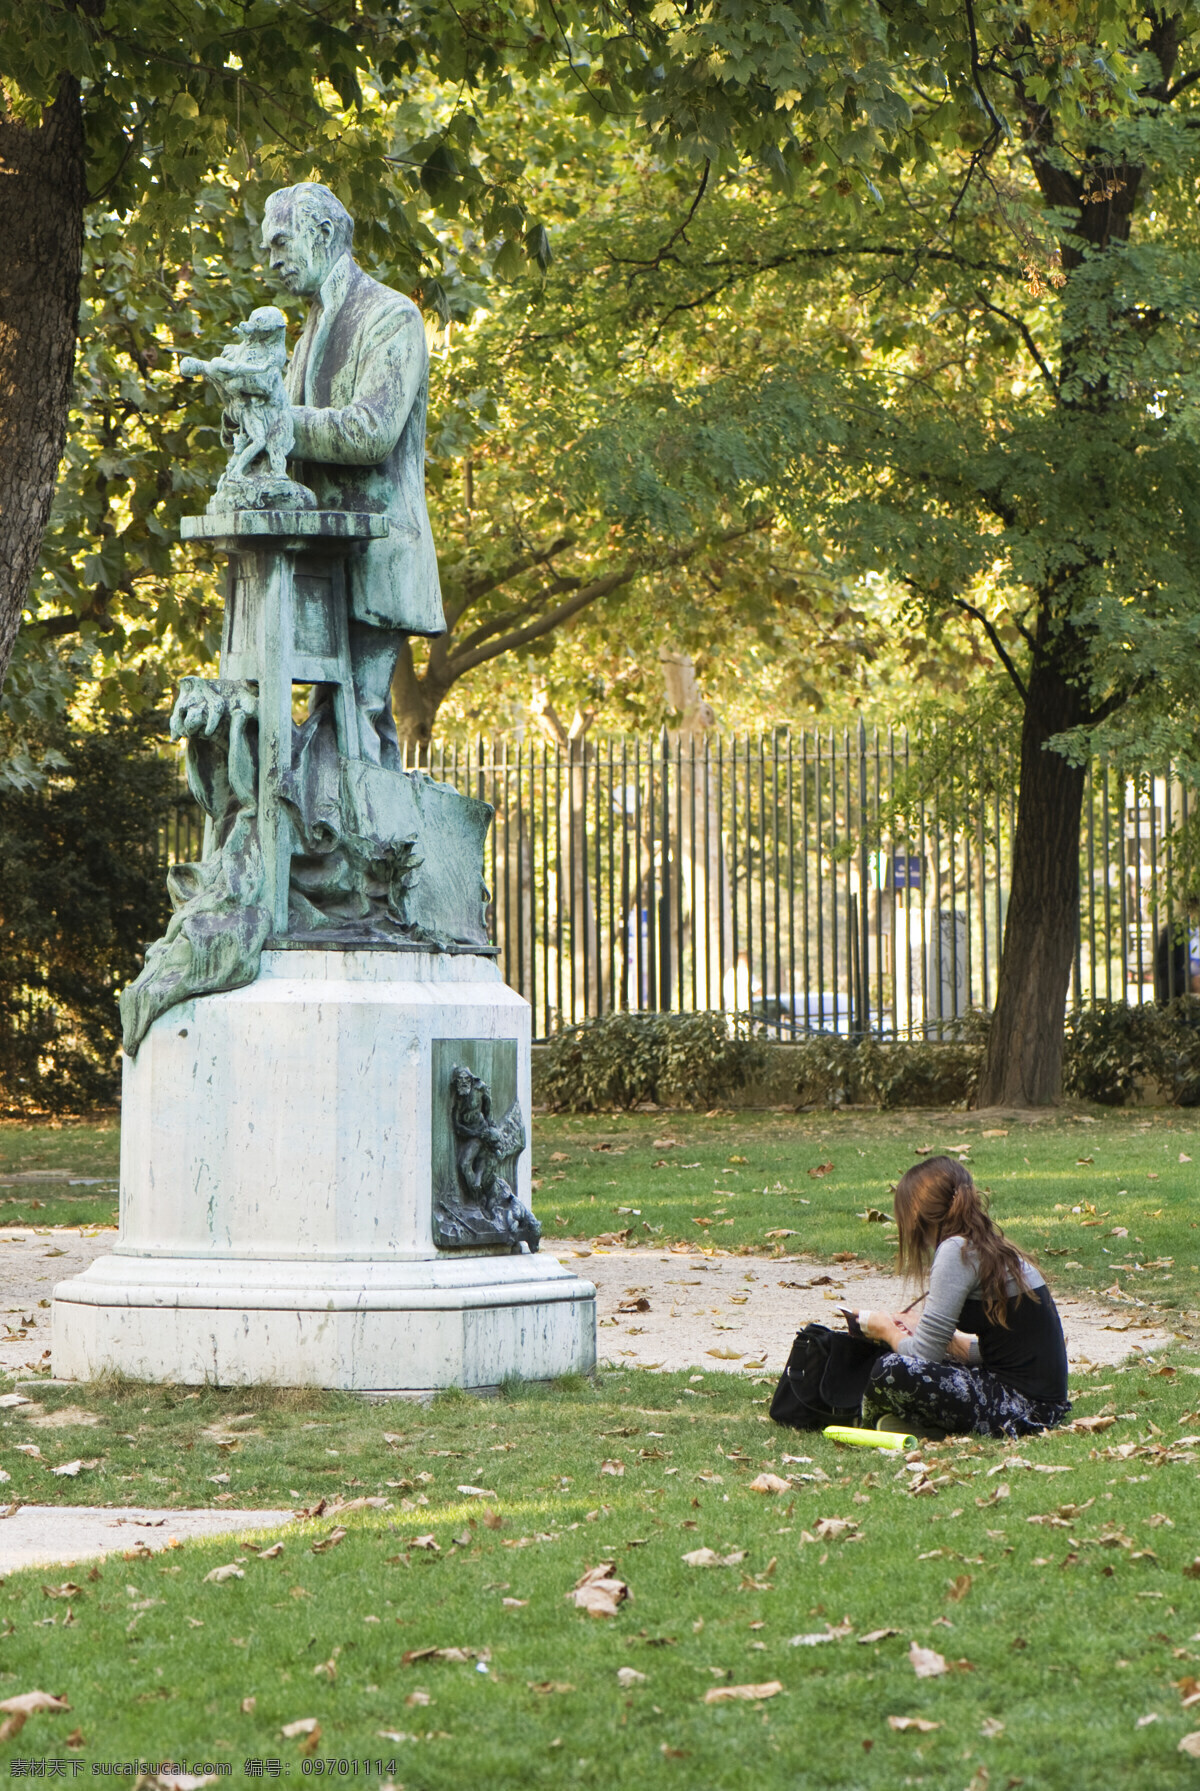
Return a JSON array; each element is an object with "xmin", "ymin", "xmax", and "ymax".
[{"xmin": 262, "ymin": 181, "xmax": 445, "ymax": 765}]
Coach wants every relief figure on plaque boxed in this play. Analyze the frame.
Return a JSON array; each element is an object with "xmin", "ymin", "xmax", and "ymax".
[{"xmin": 439, "ymin": 1065, "xmax": 541, "ymax": 1252}]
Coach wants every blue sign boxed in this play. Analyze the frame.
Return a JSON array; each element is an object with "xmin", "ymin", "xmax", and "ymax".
[{"xmin": 892, "ymin": 854, "xmax": 922, "ymax": 890}]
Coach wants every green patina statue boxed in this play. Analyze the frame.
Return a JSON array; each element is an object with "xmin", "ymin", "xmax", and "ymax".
[{"xmin": 119, "ymin": 183, "xmax": 492, "ymax": 1055}]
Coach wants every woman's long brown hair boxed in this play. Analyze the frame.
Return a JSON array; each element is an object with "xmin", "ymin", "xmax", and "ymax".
[{"xmin": 893, "ymin": 1156, "xmax": 1036, "ymax": 1325}]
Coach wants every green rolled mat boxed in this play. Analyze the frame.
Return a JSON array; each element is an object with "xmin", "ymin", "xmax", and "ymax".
[{"xmin": 823, "ymin": 1424, "xmax": 917, "ymax": 1452}]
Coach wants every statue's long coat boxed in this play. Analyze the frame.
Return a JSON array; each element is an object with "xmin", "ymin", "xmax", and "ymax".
[{"xmin": 286, "ymin": 251, "xmax": 445, "ymax": 637}]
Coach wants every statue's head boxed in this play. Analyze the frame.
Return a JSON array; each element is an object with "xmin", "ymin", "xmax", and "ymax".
[{"xmin": 262, "ymin": 183, "xmax": 354, "ymax": 298}]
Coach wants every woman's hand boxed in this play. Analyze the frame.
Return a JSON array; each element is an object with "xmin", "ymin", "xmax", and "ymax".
[
  {"xmin": 947, "ymin": 1331, "xmax": 976, "ymax": 1365},
  {"xmin": 860, "ymin": 1310, "xmax": 910, "ymax": 1351}
]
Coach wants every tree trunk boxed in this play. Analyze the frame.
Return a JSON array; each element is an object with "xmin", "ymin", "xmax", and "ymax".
[
  {"xmin": 975, "ymin": 655, "xmax": 1086, "ymax": 1107},
  {"xmin": 390, "ymin": 636, "xmax": 449, "ymax": 762},
  {"xmin": 0, "ymin": 78, "xmax": 86, "ymax": 692}
]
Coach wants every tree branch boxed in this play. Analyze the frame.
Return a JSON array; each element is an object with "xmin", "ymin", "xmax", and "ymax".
[
  {"xmin": 973, "ymin": 290, "xmax": 1058, "ymax": 392},
  {"xmin": 451, "ymin": 575, "xmax": 586, "ymax": 657},
  {"xmin": 614, "ymin": 159, "xmax": 711, "ymax": 277},
  {"xmin": 949, "ymin": 595, "xmax": 1029, "ymax": 702},
  {"xmin": 443, "ymin": 520, "xmax": 770, "ymax": 680},
  {"xmin": 1165, "ymin": 68, "xmax": 1200, "ymax": 101},
  {"xmin": 439, "ymin": 534, "xmax": 578, "ymax": 629}
]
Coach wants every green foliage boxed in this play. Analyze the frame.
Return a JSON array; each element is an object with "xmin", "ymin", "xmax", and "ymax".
[
  {"xmin": 790, "ymin": 1030, "xmax": 986, "ymax": 1110},
  {"xmin": 0, "ymin": 714, "xmax": 176, "ymax": 1113},
  {"xmin": 1063, "ymin": 998, "xmax": 1200, "ymax": 1107},
  {"xmin": 538, "ymin": 1010, "xmax": 764, "ymax": 1111}
]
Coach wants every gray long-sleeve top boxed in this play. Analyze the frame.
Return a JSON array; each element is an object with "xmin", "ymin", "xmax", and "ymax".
[{"xmin": 897, "ymin": 1236, "xmax": 1046, "ymax": 1367}]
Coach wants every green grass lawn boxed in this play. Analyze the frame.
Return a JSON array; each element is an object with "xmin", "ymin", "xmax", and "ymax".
[
  {"xmin": 0, "ymin": 1106, "xmax": 1199, "ymax": 1781},
  {"xmin": 4, "ymin": 1366, "xmax": 1200, "ymax": 1786},
  {"xmin": 0, "ymin": 1118, "xmax": 119, "ymax": 1228}
]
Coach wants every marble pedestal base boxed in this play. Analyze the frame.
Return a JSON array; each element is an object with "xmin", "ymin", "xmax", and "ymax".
[{"xmin": 52, "ymin": 950, "xmax": 596, "ymax": 1391}]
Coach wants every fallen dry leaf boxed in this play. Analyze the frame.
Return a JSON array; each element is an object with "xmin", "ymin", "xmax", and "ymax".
[
  {"xmin": 788, "ymin": 1621, "xmax": 853, "ymax": 1647},
  {"xmin": 310, "ymin": 1526, "xmax": 348, "ymax": 1554},
  {"xmin": 858, "ymin": 1628, "xmax": 901, "ymax": 1645},
  {"xmin": 704, "ymin": 1681, "xmax": 783, "ymax": 1705},
  {"xmin": 203, "ymin": 1564, "xmax": 244, "ymax": 1584},
  {"xmin": 808, "ymin": 1162, "xmax": 834, "ymax": 1178},
  {"xmin": 528, "ymin": 1681, "xmax": 575, "ymax": 1695},
  {"xmin": 888, "ymin": 1716, "xmax": 940, "ymax": 1733},
  {"xmin": 1180, "ymin": 1733, "xmax": 1200, "ymax": 1758},
  {"xmin": 0, "ymin": 1691, "xmax": 71, "ymax": 1742},
  {"xmin": 569, "ymin": 1562, "xmax": 629, "ymax": 1618},
  {"xmin": 910, "ymin": 1642, "xmax": 948, "ymax": 1679},
  {"xmin": 259, "ymin": 1542, "xmax": 284, "ymax": 1560},
  {"xmin": 814, "ymin": 1517, "xmax": 858, "ymax": 1541},
  {"xmin": 682, "ymin": 1547, "xmax": 746, "ymax": 1568},
  {"xmin": 947, "ymin": 1574, "xmax": 973, "ymax": 1603},
  {"xmin": 617, "ymin": 1667, "xmax": 648, "ymax": 1687},
  {"xmin": 599, "ymin": 1460, "xmax": 625, "ymax": 1478},
  {"xmin": 402, "ymin": 1646, "xmax": 490, "ymax": 1667},
  {"xmin": 241, "ymin": 1697, "xmax": 256, "ymax": 1715},
  {"xmin": 749, "ymin": 1473, "xmax": 790, "ymax": 1494},
  {"xmin": 502, "ymin": 1597, "xmax": 528, "ymax": 1609},
  {"xmin": 41, "ymin": 1583, "xmax": 81, "ymax": 1601},
  {"xmin": 1067, "ymin": 1415, "xmax": 1117, "ymax": 1434},
  {"xmin": 707, "ymin": 1347, "xmax": 745, "ymax": 1360}
]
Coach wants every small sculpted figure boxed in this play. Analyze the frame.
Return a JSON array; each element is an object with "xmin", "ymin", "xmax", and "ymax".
[
  {"xmin": 447, "ymin": 1065, "xmax": 540, "ymax": 1251},
  {"xmin": 180, "ymin": 307, "xmax": 306, "ymax": 504}
]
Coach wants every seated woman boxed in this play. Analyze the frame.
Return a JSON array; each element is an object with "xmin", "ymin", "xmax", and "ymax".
[{"xmin": 860, "ymin": 1155, "xmax": 1070, "ymax": 1439}]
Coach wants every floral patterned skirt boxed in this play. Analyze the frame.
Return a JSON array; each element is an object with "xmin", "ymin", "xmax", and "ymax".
[{"xmin": 862, "ymin": 1350, "xmax": 1071, "ymax": 1439}]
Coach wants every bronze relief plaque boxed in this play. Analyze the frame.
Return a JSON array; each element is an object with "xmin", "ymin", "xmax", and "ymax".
[{"xmin": 431, "ymin": 1038, "xmax": 539, "ymax": 1252}]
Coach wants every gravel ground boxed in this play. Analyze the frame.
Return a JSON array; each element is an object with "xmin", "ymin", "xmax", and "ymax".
[
  {"xmin": 0, "ymin": 1227, "xmax": 106, "ymax": 1376},
  {"xmin": 564, "ymin": 1240, "xmax": 1174, "ymax": 1373},
  {"xmin": 0, "ymin": 1505, "xmax": 296, "ymax": 1572},
  {"xmin": 0, "ymin": 1226, "xmax": 1172, "ymax": 1382}
]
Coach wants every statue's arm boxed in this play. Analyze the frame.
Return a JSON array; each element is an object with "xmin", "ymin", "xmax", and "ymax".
[{"xmin": 289, "ymin": 308, "xmax": 425, "ymax": 467}]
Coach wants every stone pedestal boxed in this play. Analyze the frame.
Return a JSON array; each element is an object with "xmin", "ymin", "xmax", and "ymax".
[{"xmin": 53, "ymin": 950, "xmax": 596, "ymax": 1391}]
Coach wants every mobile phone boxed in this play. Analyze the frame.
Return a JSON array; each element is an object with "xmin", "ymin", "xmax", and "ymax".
[{"xmin": 839, "ymin": 1305, "xmax": 863, "ymax": 1338}]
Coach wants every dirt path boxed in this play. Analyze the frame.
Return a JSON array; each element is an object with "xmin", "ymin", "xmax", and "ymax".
[
  {"xmin": 0, "ymin": 1227, "xmax": 1173, "ymax": 1384},
  {"xmin": 564, "ymin": 1241, "xmax": 1174, "ymax": 1373}
]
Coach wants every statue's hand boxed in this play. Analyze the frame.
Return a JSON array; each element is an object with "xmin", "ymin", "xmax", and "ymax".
[{"xmin": 179, "ymin": 356, "xmax": 204, "ymax": 377}]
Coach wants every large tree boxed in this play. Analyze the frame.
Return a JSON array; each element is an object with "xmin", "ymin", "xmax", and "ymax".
[
  {"xmin": 0, "ymin": 0, "xmax": 929, "ymax": 704},
  {"xmin": 721, "ymin": 4, "xmax": 1200, "ymax": 1105}
]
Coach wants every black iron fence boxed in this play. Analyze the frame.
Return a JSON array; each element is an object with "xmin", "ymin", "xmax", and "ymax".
[{"xmin": 165, "ymin": 726, "xmax": 1196, "ymax": 1039}]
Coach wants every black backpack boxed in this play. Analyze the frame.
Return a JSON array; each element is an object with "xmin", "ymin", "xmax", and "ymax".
[{"xmin": 768, "ymin": 1323, "xmax": 884, "ymax": 1430}]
